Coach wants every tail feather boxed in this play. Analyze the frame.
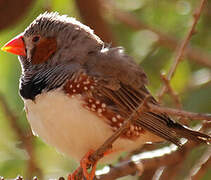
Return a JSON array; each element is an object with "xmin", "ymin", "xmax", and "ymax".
[
  {"xmin": 171, "ymin": 122, "xmax": 211, "ymax": 144},
  {"xmin": 135, "ymin": 111, "xmax": 211, "ymax": 146}
]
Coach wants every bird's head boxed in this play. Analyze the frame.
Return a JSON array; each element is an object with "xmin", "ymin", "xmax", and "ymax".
[{"xmin": 1, "ymin": 12, "xmax": 103, "ymax": 70}]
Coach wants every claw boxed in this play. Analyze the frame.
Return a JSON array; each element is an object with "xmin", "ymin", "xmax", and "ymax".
[
  {"xmin": 80, "ymin": 149, "xmax": 97, "ymax": 180},
  {"xmin": 68, "ymin": 148, "xmax": 113, "ymax": 180},
  {"xmin": 67, "ymin": 174, "xmax": 72, "ymax": 180},
  {"xmin": 68, "ymin": 167, "xmax": 80, "ymax": 180}
]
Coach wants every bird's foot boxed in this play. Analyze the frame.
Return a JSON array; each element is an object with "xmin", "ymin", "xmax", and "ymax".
[
  {"xmin": 81, "ymin": 149, "xmax": 97, "ymax": 180},
  {"xmin": 68, "ymin": 149, "xmax": 97, "ymax": 180},
  {"xmin": 68, "ymin": 167, "xmax": 80, "ymax": 180}
]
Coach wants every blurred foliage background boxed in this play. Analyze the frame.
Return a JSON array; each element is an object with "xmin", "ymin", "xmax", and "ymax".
[{"xmin": 0, "ymin": 0, "xmax": 210, "ymax": 179}]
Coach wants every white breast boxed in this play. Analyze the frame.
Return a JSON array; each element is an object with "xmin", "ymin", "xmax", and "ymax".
[{"xmin": 24, "ymin": 90, "xmax": 160, "ymax": 162}]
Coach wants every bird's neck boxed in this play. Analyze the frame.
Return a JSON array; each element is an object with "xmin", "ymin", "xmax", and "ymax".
[{"xmin": 19, "ymin": 63, "xmax": 80, "ymax": 100}]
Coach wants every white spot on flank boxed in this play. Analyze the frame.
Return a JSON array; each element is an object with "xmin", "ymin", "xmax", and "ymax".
[
  {"xmin": 90, "ymin": 86, "xmax": 94, "ymax": 89},
  {"xmin": 118, "ymin": 123, "xmax": 122, "ymax": 127},
  {"xmin": 76, "ymin": 84, "xmax": 80, "ymax": 88},
  {"xmin": 85, "ymin": 106, "xmax": 90, "ymax": 110},
  {"xmin": 83, "ymin": 80, "xmax": 90, "ymax": 84},
  {"xmin": 84, "ymin": 86, "xmax": 88, "ymax": 90},
  {"xmin": 130, "ymin": 125, "xmax": 135, "ymax": 131},
  {"xmin": 96, "ymin": 100, "xmax": 100, "ymax": 104},
  {"xmin": 73, "ymin": 89, "xmax": 76, "ymax": 93},
  {"xmin": 91, "ymin": 108, "xmax": 96, "ymax": 111},
  {"xmin": 69, "ymin": 84, "xmax": 73, "ymax": 88},
  {"xmin": 102, "ymin": 103, "xmax": 106, "ymax": 108},
  {"xmin": 112, "ymin": 117, "xmax": 117, "ymax": 122},
  {"xmin": 127, "ymin": 131, "xmax": 131, "ymax": 136},
  {"xmin": 117, "ymin": 115, "xmax": 121, "ymax": 119},
  {"xmin": 89, "ymin": 99, "xmax": 93, "ymax": 103},
  {"xmin": 92, "ymin": 104, "xmax": 96, "ymax": 108},
  {"xmin": 113, "ymin": 127, "xmax": 118, "ymax": 131},
  {"xmin": 98, "ymin": 108, "xmax": 103, "ymax": 113}
]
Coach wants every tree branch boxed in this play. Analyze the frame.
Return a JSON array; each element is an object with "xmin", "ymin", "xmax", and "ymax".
[
  {"xmin": 102, "ymin": 0, "xmax": 211, "ymax": 68},
  {"xmin": 148, "ymin": 103, "xmax": 211, "ymax": 121},
  {"xmin": 159, "ymin": 73, "xmax": 182, "ymax": 109},
  {"xmin": 190, "ymin": 147, "xmax": 211, "ymax": 180},
  {"xmin": 157, "ymin": 0, "xmax": 208, "ymax": 100},
  {"xmin": 97, "ymin": 141, "xmax": 196, "ymax": 180}
]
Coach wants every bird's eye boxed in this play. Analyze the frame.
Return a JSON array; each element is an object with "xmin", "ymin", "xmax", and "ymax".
[{"xmin": 32, "ymin": 36, "xmax": 40, "ymax": 43}]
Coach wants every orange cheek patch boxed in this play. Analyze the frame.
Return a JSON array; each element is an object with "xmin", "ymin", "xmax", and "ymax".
[{"xmin": 32, "ymin": 37, "xmax": 57, "ymax": 64}]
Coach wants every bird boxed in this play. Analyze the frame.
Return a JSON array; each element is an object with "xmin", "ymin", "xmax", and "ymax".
[{"xmin": 1, "ymin": 12, "xmax": 210, "ymax": 180}]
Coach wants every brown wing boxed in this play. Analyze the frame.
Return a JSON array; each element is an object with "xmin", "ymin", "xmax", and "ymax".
[
  {"xmin": 82, "ymin": 49, "xmax": 211, "ymax": 146},
  {"xmin": 92, "ymin": 82, "xmax": 211, "ymax": 146}
]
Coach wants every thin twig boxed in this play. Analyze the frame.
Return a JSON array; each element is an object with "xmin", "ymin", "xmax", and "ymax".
[
  {"xmin": 140, "ymin": 169, "xmax": 156, "ymax": 180},
  {"xmin": 159, "ymin": 165, "xmax": 179, "ymax": 180},
  {"xmin": 159, "ymin": 73, "xmax": 191, "ymax": 125},
  {"xmin": 98, "ymin": 142, "xmax": 196, "ymax": 180},
  {"xmin": 102, "ymin": 0, "xmax": 211, "ymax": 68},
  {"xmin": 192, "ymin": 158, "xmax": 211, "ymax": 180},
  {"xmin": 148, "ymin": 103, "xmax": 211, "ymax": 121},
  {"xmin": 190, "ymin": 147, "xmax": 211, "ymax": 180},
  {"xmin": 96, "ymin": 160, "xmax": 141, "ymax": 180},
  {"xmin": 157, "ymin": 0, "xmax": 207, "ymax": 100},
  {"xmin": 160, "ymin": 73, "xmax": 182, "ymax": 109}
]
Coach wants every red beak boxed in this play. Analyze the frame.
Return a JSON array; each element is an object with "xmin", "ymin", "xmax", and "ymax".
[{"xmin": 1, "ymin": 34, "xmax": 26, "ymax": 56}]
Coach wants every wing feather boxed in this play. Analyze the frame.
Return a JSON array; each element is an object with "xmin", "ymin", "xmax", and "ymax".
[
  {"xmin": 94, "ymin": 82, "xmax": 211, "ymax": 146},
  {"xmin": 83, "ymin": 49, "xmax": 211, "ymax": 145}
]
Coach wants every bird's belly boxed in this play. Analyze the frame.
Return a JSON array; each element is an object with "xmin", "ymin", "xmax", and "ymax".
[{"xmin": 24, "ymin": 89, "xmax": 140, "ymax": 162}]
